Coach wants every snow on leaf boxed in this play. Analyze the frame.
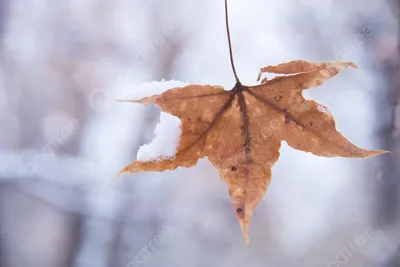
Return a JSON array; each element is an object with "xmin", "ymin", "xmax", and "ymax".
[
  {"xmin": 128, "ymin": 80, "xmax": 188, "ymax": 100},
  {"xmin": 137, "ymin": 112, "xmax": 181, "ymax": 162}
]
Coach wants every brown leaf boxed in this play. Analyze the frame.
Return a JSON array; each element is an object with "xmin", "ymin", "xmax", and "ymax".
[{"xmin": 117, "ymin": 60, "xmax": 387, "ymax": 246}]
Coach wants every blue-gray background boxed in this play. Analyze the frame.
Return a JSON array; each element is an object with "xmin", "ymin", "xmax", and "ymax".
[{"xmin": 0, "ymin": 0, "xmax": 399, "ymax": 266}]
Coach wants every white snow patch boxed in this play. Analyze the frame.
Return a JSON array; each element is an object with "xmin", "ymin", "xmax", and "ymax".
[
  {"xmin": 137, "ymin": 112, "xmax": 182, "ymax": 162},
  {"xmin": 301, "ymin": 90, "xmax": 313, "ymax": 100},
  {"xmin": 131, "ymin": 80, "xmax": 186, "ymax": 162},
  {"xmin": 128, "ymin": 79, "xmax": 187, "ymax": 99}
]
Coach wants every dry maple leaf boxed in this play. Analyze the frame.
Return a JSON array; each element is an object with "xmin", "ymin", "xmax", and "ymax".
[{"xmin": 116, "ymin": 0, "xmax": 387, "ymax": 246}]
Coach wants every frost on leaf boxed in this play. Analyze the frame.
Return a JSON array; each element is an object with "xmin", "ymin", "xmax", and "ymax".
[{"xmin": 117, "ymin": 60, "xmax": 387, "ymax": 246}]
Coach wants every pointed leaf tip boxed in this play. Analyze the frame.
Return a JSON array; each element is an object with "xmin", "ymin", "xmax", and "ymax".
[
  {"xmin": 114, "ymin": 171, "xmax": 125, "ymax": 179},
  {"xmin": 350, "ymin": 62, "xmax": 359, "ymax": 68},
  {"xmin": 116, "ymin": 99, "xmax": 139, "ymax": 103},
  {"xmin": 245, "ymin": 235, "xmax": 251, "ymax": 248},
  {"xmin": 116, "ymin": 95, "xmax": 159, "ymax": 106},
  {"xmin": 366, "ymin": 150, "xmax": 391, "ymax": 158},
  {"xmin": 335, "ymin": 61, "xmax": 359, "ymax": 69},
  {"xmin": 116, "ymin": 162, "xmax": 142, "ymax": 178}
]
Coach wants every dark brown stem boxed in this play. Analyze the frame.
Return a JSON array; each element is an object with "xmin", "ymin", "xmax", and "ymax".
[{"xmin": 225, "ymin": 0, "xmax": 241, "ymax": 84}]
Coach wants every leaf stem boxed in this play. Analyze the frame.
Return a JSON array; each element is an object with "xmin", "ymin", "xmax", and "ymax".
[{"xmin": 225, "ymin": 0, "xmax": 241, "ymax": 84}]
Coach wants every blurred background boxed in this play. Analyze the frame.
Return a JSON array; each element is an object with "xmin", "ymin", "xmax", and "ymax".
[{"xmin": 0, "ymin": 0, "xmax": 399, "ymax": 266}]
